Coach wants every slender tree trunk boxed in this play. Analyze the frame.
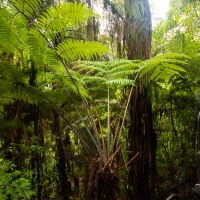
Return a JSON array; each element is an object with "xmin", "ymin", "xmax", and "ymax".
[
  {"xmin": 53, "ymin": 110, "xmax": 71, "ymax": 200},
  {"xmin": 117, "ymin": 19, "xmax": 123, "ymax": 58},
  {"xmin": 197, "ymin": 112, "xmax": 200, "ymax": 185},
  {"xmin": 29, "ymin": 61, "xmax": 43, "ymax": 200},
  {"xmin": 33, "ymin": 104, "xmax": 42, "ymax": 200},
  {"xmin": 86, "ymin": 0, "xmax": 99, "ymax": 41},
  {"xmin": 124, "ymin": 0, "xmax": 156, "ymax": 199}
]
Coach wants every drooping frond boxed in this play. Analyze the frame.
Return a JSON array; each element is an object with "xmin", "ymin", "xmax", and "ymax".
[
  {"xmin": 9, "ymin": 0, "xmax": 41, "ymax": 19},
  {"xmin": 52, "ymin": 72, "xmax": 89, "ymax": 98},
  {"xmin": 26, "ymin": 29, "xmax": 48, "ymax": 64},
  {"xmin": 0, "ymin": 13, "xmax": 22, "ymax": 52},
  {"xmin": 37, "ymin": 2, "xmax": 97, "ymax": 41},
  {"xmin": 104, "ymin": 60, "xmax": 140, "ymax": 81},
  {"xmin": 46, "ymin": 49, "xmax": 60, "ymax": 67},
  {"xmin": 0, "ymin": 63, "xmax": 53, "ymax": 104},
  {"xmin": 104, "ymin": 59, "xmax": 142, "ymax": 70},
  {"xmin": 74, "ymin": 60, "xmax": 138, "ymax": 87},
  {"xmin": 139, "ymin": 53, "xmax": 189, "ymax": 83},
  {"xmin": 0, "ymin": 62, "xmax": 24, "ymax": 83}
]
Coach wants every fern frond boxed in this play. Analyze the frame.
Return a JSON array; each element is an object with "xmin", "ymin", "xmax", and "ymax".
[
  {"xmin": 106, "ymin": 70, "xmax": 135, "ymax": 78},
  {"xmin": 9, "ymin": 0, "xmax": 41, "ymax": 19},
  {"xmin": 139, "ymin": 53, "xmax": 189, "ymax": 82},
  {"xmin": 26, "ymin": 29, "xmax": 48, "ymax": 64},
  {"xmin": 105, "ymin": 62, "xmax": 139, "ymax": 79},
  {"xmin": 0, "ymin": 18, "xmax": 21, "ymax": 52},
  {"xmin": 46, "ymin": 49, "xmax": 60, "ymax": 67},
  {"xmin": 73, "ymin": 59, "xmax": 138, "ymax": 91},
  {"xmin": 165, "ymin": 63, "xmax": 186, "ymax": 73},
  {"xmin": 56, "ymin": 40, "xmax": 108, "ymax": 61},
  {"xmin": 54, "ymin": 74, "xmax": 88, "ymax": 98},
  {"xmin": 155, "ymin": 53, "xmax": 191, "ymax": 60},
  {"xmin": 0, "ymin": 63, "xmax": 24, "ymax": 83},
  {"xmin": 73, "ymin": 63, "xmax": 107, "ymax": 75},
  {"xmin": 82, "ymin": 76, "xmax": 107, "ymax": 84},
  {"xmin": 37, "ymin": 2, "xmax": 97, "ymax": 41},
  {"xmin": 105, "ymin": 59, "xmax": 141, "ymax": 70},
  {"xmin": 105, "ymin": 79, "xmax": 135, "ymax": 86}
]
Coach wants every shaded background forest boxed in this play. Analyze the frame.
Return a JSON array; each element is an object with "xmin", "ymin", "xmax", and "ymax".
[{"xmin": 0, "ymin": 0, "xmax": 200, "ymax": 199}]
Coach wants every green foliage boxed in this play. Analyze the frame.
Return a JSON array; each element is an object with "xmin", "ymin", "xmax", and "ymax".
[
  {"xmin": 57, "ymin": 40, "xmax": 108, "ymax": 61},
  {"xmin": 74, "ymin": 54, "xmax": 189, "ymax": 100},
  {"xmin": 0, "ymin": 162, "xmax": 35, "ymax": 199},
  {"xmin": 37, "ymin": 2, "xmax": 97, "ymax": 41},
  {"xmin": 0, "ymin": 0, "xmax": 198, "ymax": 199},
  {"xmin": 9, "ymin": 0, "xmax": 41, "ymax": 18},
  {"xmin": 0, "ymin": 9, "xmax": 23, "ymax": 52},
  {"xmin": 140, "ymin": 53, "xmax": 189, "ymax": 84},
  {"xmin": 0, "ymin": 0, "xmax": 109, "ymax": 106},
  {"xmin": 151, "ymin": 2, "xmax": 200, "ymax": 197}
]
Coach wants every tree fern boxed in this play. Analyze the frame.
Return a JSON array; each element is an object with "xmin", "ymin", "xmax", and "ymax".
[{"xmin": 0, "ymin": 0, "xmax": 191, "ymax": 165}]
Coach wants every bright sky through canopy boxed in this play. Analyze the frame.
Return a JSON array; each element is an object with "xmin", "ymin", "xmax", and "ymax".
[
  {"xmin": 150, "ymin": 0, "xmax": 170, "ymax": 18},
  {"xmin": 150, "ymin": 0, "xmax": 170, "ymax": 26}
]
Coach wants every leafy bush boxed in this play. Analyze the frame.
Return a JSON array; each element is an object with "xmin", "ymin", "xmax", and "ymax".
[{"xmin": 0, "ymin": 162, "xmax": 35, "ymax": 200}]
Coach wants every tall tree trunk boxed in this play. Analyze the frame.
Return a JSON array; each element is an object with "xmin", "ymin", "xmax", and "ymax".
[
  {"xmin": 197, "ymin": 111, "xmax": 200, "ymax": 183},
  {"xmin": 29, "ymin": 61, "xmax": 43, "ymax": 200},
  {"xmin": 86, "ymin": 0, "xmax": 99, "ymax": 41},
  {"xmin": 128, "ymin": 84, "xmax": 156, "ymax": 199},
  {"xmin": 53, "ymin": 110, "xmax": 71, "ymax": 200},
  {"xmin": 32, "ymin": 103, "xmax": 42, "ymax": 200},
  {"xmin": 124, "ymin": 0, "xmax": 156, "ymax": 199}
]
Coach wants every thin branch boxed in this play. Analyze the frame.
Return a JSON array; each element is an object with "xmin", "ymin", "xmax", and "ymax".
[
  {"xmin": 115, "ymin": 71, "xmax": 139, "ymax": 150},
  {"xmin": 103, "ymin": 144, "xmax": 122, "ymax": 170},
  {"xmin": 114, "ymin": 152, "xmax": 139, "ymax": 173},
  {"xmin": 107, "ymin": 84, "xmax": 110, "ymax": 159},
  {"xmin": 115, "ymin": 86, "xmax": 133, "ymax": 150}
]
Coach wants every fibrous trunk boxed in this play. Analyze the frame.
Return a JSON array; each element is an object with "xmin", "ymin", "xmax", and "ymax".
[
  {"xmin": 124, "ymin": 0, "xmax": 156, "ymax": 199},
  {"xmin": 128, "ymin": 81, "xmax": 156, "ymax": 199},
  {"xmin": 83, "ymin": 157, "xmax": 120, "ymax": 200}
]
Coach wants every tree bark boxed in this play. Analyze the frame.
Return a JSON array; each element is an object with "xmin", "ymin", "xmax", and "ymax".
[
  {"xmin": 197, "ymin": 111, "xmax": 200, "ymax": 183},
  {"xmin": 53, "ymin": 111, "xmax": 71, "ymax": 200},
  {"xmin": 128, "ymin": 84, "xmax": 156, "ymax": 199},
  {"xmin": 124, "ymin": 0, "xmax": 156, "ymax": 199}
]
